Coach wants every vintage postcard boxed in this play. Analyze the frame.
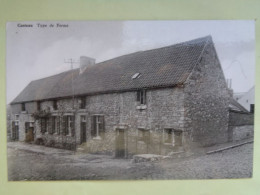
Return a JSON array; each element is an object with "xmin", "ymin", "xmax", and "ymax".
[{"xmin": 6, "ymin": 21, "xmax": 255, "ymax": 180}]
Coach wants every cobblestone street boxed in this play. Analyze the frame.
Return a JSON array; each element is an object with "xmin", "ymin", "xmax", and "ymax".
[{"xmin": 8, "ymin": 142, "xmax": 253, "ymax": 180}]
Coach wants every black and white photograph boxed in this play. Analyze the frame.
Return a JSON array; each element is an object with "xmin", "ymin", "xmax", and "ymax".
[{"xmin": 6, "ymin": 21, "xmax": 255, "ymax": 180}]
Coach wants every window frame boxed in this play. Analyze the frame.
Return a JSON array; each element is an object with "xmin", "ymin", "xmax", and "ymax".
[
  {"xmin": 91, "ymin": 115, "xmax": 105, "ymax": 139},
  {"xmin": 37, "ymin": 101, "xmax": 41, "ymax": 111},
  {"xmin": 21, "ymin": 103, "xmax": 26, "ymax": 111},
  {"xmin": 137, "ymin": 128, "xmax": 150, "ymax": 143},
  {"xmin": 163, "ymin": 128, "xmax": 183, "ymax": 146},
  {"xmin": 250, "ymin": 104, "xmax": 254, "ymax": 113},
  {"xmin": 79, "ymin": 97, "xmax": 86, "ymax": 109},
  {"xmin": 136, "ymin": 89, "xmax": 146, "ymax": 105},
  {"xmin": 53, "ymin": 100, "xmax": 58, "ymax": 110}
]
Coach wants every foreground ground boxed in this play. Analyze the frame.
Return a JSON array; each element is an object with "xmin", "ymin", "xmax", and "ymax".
[{"xmin": 7, "ymin": 141, "xmax": 253, "ymax": 180}]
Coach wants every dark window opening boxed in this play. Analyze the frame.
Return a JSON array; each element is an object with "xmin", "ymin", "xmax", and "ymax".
[
  {"xmin": 137, "ymin": 90, "xmax": 146, "ymax": 105},
  {"xmin": 79, "ymin": 97, "xmax": 86, "ymax": 109},
  {"xmin": 250, "ymin": 104, "xmax": 254, "ymax": 113},
  {"xmin": 21, "ymin": 103, "xmax": 25, "ymax": 111},
  {"xmin": 37, "ymin": 101, "xmax": 41, "ymax": 111},
  {"xmin": 53, "ymin": 100, "xmax": 58, "ymax": 110}
]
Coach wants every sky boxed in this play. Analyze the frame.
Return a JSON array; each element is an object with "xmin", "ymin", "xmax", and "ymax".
[{"xmin": 6, "ymin": 21, "xmax": 255, "ymax": 104}]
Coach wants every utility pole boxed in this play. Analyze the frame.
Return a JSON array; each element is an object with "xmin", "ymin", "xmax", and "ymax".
[
  {"xmin": 64, "ymin": 59, "xmax": 78, "ymax": 109},
  {"xmin": 64, "ymin": 58, "xmax": 79, "ymax": 153}
]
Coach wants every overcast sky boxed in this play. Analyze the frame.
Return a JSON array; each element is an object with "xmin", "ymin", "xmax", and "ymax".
[{"xmin": 6, "ymin": 21, "xmax": 255, "ymax": 104}]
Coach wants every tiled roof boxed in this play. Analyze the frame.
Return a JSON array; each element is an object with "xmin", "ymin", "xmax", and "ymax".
[
  {"xmin": 11, "ymin": 36, "xmax": 211, "ymax": 104},
  {"xmin": 229, "ymin": 98, "xmax": 249, "ymax": 113}
]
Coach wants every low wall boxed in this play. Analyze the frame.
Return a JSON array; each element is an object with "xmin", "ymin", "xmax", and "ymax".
[
  {"xmin": 229, "ymin": 110, "xmax": 254, "ymax": 126},
  {"xmin": 228, "ymin": 110, "xmax": 254, "ymax": 141},
  {"xmin": 232, "ymin": 125, "xmax": 254, "ymax": 141}
]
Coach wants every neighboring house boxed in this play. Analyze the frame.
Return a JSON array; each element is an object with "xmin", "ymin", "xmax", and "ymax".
[
  {"xmin": 6, "ymin": 104, "xmax": 12, "ymax": 141},
  {"xmin": 234, "ymin": 86, "xmax": 255, "ymax": 113},
  {"xmin": 228, "ymin": 98, "xmax": 254, "ymax": 141},
  {"xmin": 9, "ymin": 36, "xmax": 231, "ymax": 157}
]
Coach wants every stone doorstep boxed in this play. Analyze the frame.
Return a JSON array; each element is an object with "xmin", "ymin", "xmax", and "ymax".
[{"xmin": 132, "ymin": 154, "xmax": 171, "ymax": 163}]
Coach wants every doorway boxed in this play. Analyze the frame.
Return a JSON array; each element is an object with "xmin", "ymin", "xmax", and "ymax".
[
  {"xmin": 12, "ymin": 121, "xmax": 19, "ymax": 141},
  {"xmin": 25, "ymin": 122, "xmax": 34, "ymax": 142},
  {"xmin": 80, "ymin": 115, "xmax": 87, "ymax": 144},
  {"xmin": 115, "ymin": 128, "xmax": 127, "ymax": 158}
]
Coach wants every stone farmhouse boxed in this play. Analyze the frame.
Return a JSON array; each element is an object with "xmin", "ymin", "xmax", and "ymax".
[{"xmin": 10, "ymin": 36, "xmax": 235, "ymax": 157}]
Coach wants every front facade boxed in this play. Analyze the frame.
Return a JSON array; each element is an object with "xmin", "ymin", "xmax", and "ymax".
[{"xmin": 9, "ymin": 36, "xmax": 231, "ymax": 157}]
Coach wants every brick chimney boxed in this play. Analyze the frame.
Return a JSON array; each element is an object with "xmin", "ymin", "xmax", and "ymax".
[{"xmin": 80, "ymin": 56, "xmax": 95, "ymax": 74}]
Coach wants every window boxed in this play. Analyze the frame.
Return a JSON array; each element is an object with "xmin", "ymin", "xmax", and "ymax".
[
  {"xmin": 53, "ymin": 100, "xmax": 58, "ymax": 110},
  {"xmin": 163, "ymin": 129, "xmax": 183, "ymax": 146},
  {"xmin": 163, "ymin": 129, "xmax": 173, "ymax": 144},
  {"xmin": 15, "ymin": 114, "xmax": 19, "ymax": 121},
  {"xmin": 51, "ymin": 116, "xmax": 59, "ymax": 134},
  {"xmin": 250, "ymin": 104, "xmax": 254, "ymax": 113},
  {"xmin": 91, "ymin": 115, "xmax": 105, "ymax": 139},
  {"xmin": 79, "ymin": 97, "xmax": 86, "ymax": 109},
  {"xmin": 37, "ymin": 101, "xmax": 41, "ymax": 111},
  {"xmin": 63, "ymin": 115, "xmax": 75, "ymax": 136},
  {"xmin": 132, "ymin": 73, "xmax": 141, "ymax": 79},
  {"xmin": 12, "ymin": 121, "xmax": 19, "ymax": 141},
  {"xmin": 137, "ymin": 128, "xmax": 150, "ymax": 143},
  {"xmin": 25, "ymin": 122, "xmax": 30, "ymax": 134},
  {"xmin": 137, "ymin": 90, "xmax": 146, "ymax": 105},
  {"xmin": 21, "ymin": 103, "xmax": 25, "ymax": 111},
  {"xmin": 40, "ymin": 118, "xmax": 47, "ymax": 134}
]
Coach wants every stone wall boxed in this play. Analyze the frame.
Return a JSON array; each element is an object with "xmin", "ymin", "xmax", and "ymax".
[
  {"xmin": 229, "ymin": 111, "xmax": 254, "ymax": 126},
  {"xmin": 83, "ymin": 87, "xmax": 185, "ymax": 155},
  {"xmin": 184, "ymin": 38, "xmax": 230, "ymax": 147},
  {"xmin": 228, "ymin": 110, "xmax": 254, "ymax": 141},
  {"xmin": 10, "ymin": 87, "xmax": 186, "ymax": 154},
  {"xmin": 232, "ymin": 125, "xmax": 254, "ymax": 141}
]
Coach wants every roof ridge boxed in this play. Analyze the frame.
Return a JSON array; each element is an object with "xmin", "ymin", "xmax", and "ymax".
[
  {"xmin": 96, "ymin": 35, "xmax": 212, "ymax": 66},
  {"xmin": 30, "ymin": 68, "xmax": 79, "ymax": 82}
]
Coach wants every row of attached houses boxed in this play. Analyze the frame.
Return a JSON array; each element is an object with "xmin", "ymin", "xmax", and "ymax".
[{"xmin": 9, "ymin": 36, "xmax": 238, "ymax": 157}]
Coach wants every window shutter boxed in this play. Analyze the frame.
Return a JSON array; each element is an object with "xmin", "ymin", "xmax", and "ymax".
[
  {"xmin": 137, "ymin": 91, "xmax": 140, "ymax": 102},
  {"xmin": 71, "ymin": 115, "xmax": 75, "ymax": 136},
  {"xmin": 51, "ymin": 116, "xmax": 55, "ymax": 134},
  {"xmin": 100, "ymin": 116, "xmax": 105, "ymax": 132},
  {"xmin": 100, "ymin": 116, "xmax": 105, "ymax": 138},
  {"xmin": 91, "ymin": 116, "xmax": 96, "ymax": 137},
  {"xmin": 57, "ymin": 116, "xmax": 60, "ymax": 134},
  {"xmin": 143, "ymin": 90, "xmax": 146, "ymax": 105},
  {"xmin": 62, "ymin": 116, "xmax": 67, "ymax": 135},
  {"xmin": 12, "ymin": 121, "xmax": 15, "ymax": 139},
  {"xmin": 48, "ymin": 118, "xmax": 52, "ymax": 134}
]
